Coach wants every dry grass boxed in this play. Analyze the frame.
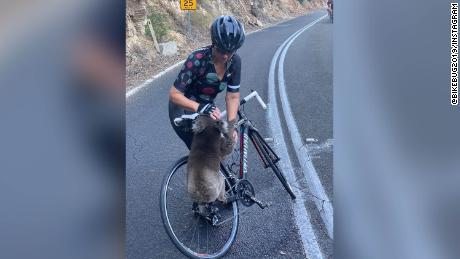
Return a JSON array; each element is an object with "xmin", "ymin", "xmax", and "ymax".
[{"xmin": 126, "ymin": 0, "xmax": 321, "ymax": 89}]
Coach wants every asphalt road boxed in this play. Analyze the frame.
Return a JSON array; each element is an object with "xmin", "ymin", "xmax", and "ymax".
[{"xmin": 127, "ymin": 10, "xmax": 332, "ymax": 259}]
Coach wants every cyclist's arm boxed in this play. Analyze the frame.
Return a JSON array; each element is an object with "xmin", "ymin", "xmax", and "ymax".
[
  {"xmin": 225, "ymin": 91, "xmax": 239, "ymax": 123},
  {"xmin": 169, "ymin": 54, "xmax": 200, "ymax": 112},
  {"xmin": 226, "ymin": 54, "xmax": 241, "ymax": 123},
  {"xmin": 226, "ymin": 91, "xmax": 239, "ymax": 142},
  {"xmin": 169, "ymin": 86, "xmax": 199, "ymax": 112}
]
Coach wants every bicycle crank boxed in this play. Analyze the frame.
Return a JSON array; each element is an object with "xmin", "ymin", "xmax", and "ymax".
[
  {"xmin": 247, "ymin": 193, "xmax": 270, "ymax": 209},
  {"xmin": 236, "ymin": 180, "xmax": 270, "ymax": 209}
]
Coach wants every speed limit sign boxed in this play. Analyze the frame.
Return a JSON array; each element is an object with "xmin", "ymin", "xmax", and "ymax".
[{"xmin": 180, "ymin": 0, "xmax": 196, "ymax": 10}]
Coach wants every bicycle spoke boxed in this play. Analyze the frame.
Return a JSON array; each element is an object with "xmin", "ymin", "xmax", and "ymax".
[
  {"xmin": 165, "ymin": 189, "xmax": 186, "ymax": 201},
  {"xmin": 224, "ymin": 183, "xmax": 238, "ymax": 197},
  {"xmin": 182, "ymin": 218, "xmax": 197, "ymax": 234},
  {"xmin": 179, "ymin": 217, "xmax": 204, "ymax": 250},
  {"xmin": 179, "ymin": 211, "xmax": 194, "ymax": 217},
  {"xmin": 197, "ymin": 219, "xmax": 200, "ymax": 253},
  {"xmin": 206, "ymin": 220, "xmax": 209, "ymax": 255},
  {"xmin": 189, "ymin": 216, "xmax": 200, "ymax": 251},
  {"xmin": 215, "ymin": 213, "xmax": 240, "ymax": 227},
  {"xmin": 215, "ymin": 204, "xmax": 255, "ymax": 226},
  {"xmin": 167, "ymin": 183, "xmax": 185, "ymax": 192}
]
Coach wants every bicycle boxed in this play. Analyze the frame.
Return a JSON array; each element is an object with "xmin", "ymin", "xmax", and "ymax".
[{"xmin": 160, "ymin": 90, "xmax": 296, "ymax": 258}]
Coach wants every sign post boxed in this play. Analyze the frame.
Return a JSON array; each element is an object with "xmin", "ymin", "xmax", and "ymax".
[
  {"xmin": 146, "ymin": 19, "xmax": 160, "ymax": 53},
  {"xmin": 180, "ymin": 0, "xmax": 196, "ymax": 36}
]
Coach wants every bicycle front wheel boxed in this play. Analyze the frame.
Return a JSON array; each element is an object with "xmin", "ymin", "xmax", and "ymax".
[{"xmin": 160, "ymin": 156, "xmax": 239, "ymax": 259}]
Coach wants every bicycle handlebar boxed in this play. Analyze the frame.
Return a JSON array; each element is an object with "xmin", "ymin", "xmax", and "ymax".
[
  {"xmin": 221, "ymin": 90, "xmax": 266, "ymax": 118},
  {"xmin": 174, "ymin": 90, "xmax": 267, "ymax": 126},
  {"xmin": 242, "ymin": 90, "xmax": 267, "ymax": 110},
  {"xmin": 173, "ymin": 113, "xmax": 199, "ymax": 126}
]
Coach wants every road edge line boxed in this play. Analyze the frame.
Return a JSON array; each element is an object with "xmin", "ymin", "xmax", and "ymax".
[
  {"xmin": 267, "ymin": 15, "xmax": 326, "ymax": 259},
  {"xmin": 277, "ymin": 14, "xmax": 333, "ymax": 239}
]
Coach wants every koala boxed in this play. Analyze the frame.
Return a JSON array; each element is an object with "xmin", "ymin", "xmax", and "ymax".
[{"xmin": 187, "ymin": 115, "xmax": 235, "ymax": 204}]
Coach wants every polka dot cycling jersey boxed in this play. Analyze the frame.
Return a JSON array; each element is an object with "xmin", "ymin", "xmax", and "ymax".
[{"xmin": 173, "ymin": 45, "xmax": 241, "ymax": 104}]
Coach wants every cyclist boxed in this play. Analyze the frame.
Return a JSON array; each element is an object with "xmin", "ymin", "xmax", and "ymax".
[
  {"xmin": 168, "ymin": 15, "xmax": 245, "ymax": 149},
  {"xmin": 327, "ymin": 0, "xmax": 333, "ymax": 20}
]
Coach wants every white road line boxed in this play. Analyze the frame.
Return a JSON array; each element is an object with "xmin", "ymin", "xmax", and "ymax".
[
  {"xmin": 126, "ymin": 15, "xmax": 309, "ymax": 99},
  {"xmin": 277, "ymin": 14, "xmax": 334, "ymax": 239},
  {"xmin": 267, "ymin": 15, "xmax": 327, "ymax": 259}
]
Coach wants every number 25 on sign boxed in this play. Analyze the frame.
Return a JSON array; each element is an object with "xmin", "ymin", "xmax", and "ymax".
[{"xmin": 181, "ymin": 0, "xmax": 196, "ymax": 10}]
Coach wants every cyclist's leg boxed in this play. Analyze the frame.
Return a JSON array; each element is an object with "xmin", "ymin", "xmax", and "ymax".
[
  {"xmin": 168, "ymin": 101, "xmax": 193, "ymax": 150},
  {"xmin": 171, "ymin": 123, "xmax": 193, "ymax": 150}
]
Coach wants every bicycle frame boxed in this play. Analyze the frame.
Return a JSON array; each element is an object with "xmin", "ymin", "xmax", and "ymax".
[
  {"xmin": 238, "ymin": 108, "xmax": 280, "ymax": 176},
  {"xmin": 220, "ymin": 105, "xmax": 280, "ymax": 184}
]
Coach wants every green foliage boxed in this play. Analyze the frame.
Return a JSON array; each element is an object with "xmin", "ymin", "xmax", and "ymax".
[{"xmin": 145, "ymin": 9, "xmax": 170, "ymax": 41}]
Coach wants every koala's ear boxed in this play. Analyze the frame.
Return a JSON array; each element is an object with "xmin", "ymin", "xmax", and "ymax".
[
  {"xmin": 219, "ymin": 120, "xmax": 229, "ymax": 134},
  {"xmin": 213, "ymin": 119, "xmax": 227, "ymax": 134},
  {"xmin": 192, "ymin": 117, "xmax": 206, "ymax": 134}
]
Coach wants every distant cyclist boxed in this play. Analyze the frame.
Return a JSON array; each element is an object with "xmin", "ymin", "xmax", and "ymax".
[
  {"xmin": 327, "ymin": 0, "xmax": 333, "ymax": 22},
  {"xmin": 168, "ymin": 15, "xmax": 245, "ymax": 149}
]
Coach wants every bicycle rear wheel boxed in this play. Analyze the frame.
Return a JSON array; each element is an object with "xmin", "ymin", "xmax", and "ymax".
[
  {"xmin": 160, "ymin": 156, "xmax": 239, "ymax": 259},
  {"xmin": 251, "ymin": 134, "xmax": 297, "ymax": 199}
]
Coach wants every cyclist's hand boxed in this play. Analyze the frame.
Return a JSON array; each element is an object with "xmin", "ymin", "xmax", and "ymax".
[
  {"xmin": 210, "ymin": 107, "xmax": 221, "ymax": 120},
  {"xmin": 228, "ymin": 119, "xmax": 238, "ymax": 142},
  {"xmin": 197, "ymin": 103, "xmax": 216, "ymax": 116},
  {"xmin": 232, "ymin": 130, "xmax": 238, "ymax": 143}
]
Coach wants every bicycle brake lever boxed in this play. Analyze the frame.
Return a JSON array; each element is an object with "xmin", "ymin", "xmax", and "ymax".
[{"xmin": 173, "ymin": 118, "xmax": 183, "ymax": 127}]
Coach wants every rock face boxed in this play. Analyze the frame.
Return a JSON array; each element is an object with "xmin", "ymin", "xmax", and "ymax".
[
  {"xmin": 159, "ymin": 41, "xmax": 178, "ymax": 56},
  {"xmin": 251, "ymin": 0, "xmax": 265, "ymax": 18},
  {"xmin": 127, "ymin": 0, "xmax": 147, "ymax": 33},
  {"xmin": 126, "ymin": 0, "xmax": 322, "ymax": 88}
]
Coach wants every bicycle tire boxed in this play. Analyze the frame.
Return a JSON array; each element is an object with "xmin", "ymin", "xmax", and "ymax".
[
  {"xmin": 251, "ymin": 135, "xmax": 296, "ymax": 199},
  {"xmin": 160, "ymin": 156, "xmax": 239, "ymax": 259}
]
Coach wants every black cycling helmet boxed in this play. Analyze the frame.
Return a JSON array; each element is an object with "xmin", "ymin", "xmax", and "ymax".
[{"xmin": 210, "ymin": 15, "xmax": 245, "ymax": 53}]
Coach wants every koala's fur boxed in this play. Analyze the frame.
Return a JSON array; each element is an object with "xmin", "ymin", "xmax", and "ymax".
[{"xmin": 187, "ymin": 116, "xmax": 235, "ymax": 203}]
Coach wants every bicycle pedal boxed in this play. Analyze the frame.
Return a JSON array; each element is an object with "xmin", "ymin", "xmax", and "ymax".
[
  {"xmin": 211, "ymin": 214, "xmax": 220, "ymax": 226},
  {"xmin": 206, "ymin": 214, "xmax": 221, "ymax": 226}
]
